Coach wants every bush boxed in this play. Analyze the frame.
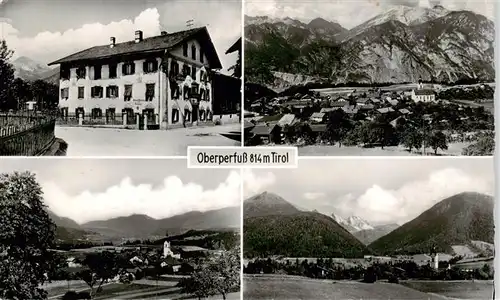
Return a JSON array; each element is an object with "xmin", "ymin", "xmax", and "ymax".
[
  {"xmin": 388, "ymin": 275, "xmax": 399, "ymax": 284},
  {"xmin": 61, "ymin": 291, "xmax": 79, "ymax": 300}
]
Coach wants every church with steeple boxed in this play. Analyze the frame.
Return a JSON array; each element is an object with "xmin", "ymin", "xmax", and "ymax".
[{"xmin": 411, "ymin": 78, "xmax": 436, "ymax": 102}]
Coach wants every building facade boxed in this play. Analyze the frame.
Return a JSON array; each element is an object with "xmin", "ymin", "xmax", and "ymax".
[
  {"xmin": 50, "ymin": 27, "xmax": 222, "ymax": 128},
  {"xmin": 411, "ymin": 82, "xmax": 436, "ymax": 102}
]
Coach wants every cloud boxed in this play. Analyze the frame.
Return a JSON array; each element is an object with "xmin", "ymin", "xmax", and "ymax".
[
  {"xmin": 245, "ymin": 0, "xmax": 494, "ymax": 29},
  {"xmin": 303, "ymin": 192, "xmax": 325, "ymax": 200},
  {"xmin": 41, "ymin": 170, "xmax": 242, "ymax": 224},
  {"xmin": 2, "ymin": 2, "xmax": 240, "ymax": 73},
  {"xmin": 334, "ymin": 168, "xmax": 493, "ymax": 224},
  {"xmin": 242, "ymin": 169, "xmax": 276, "ymax": 198}
]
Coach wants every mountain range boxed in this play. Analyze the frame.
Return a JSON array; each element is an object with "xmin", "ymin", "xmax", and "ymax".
[
  {"xmin": 11, "ymin": 56, "xmax": 59, "ymax": 84},
  {"xmin": 243, "ymin": 192, "xmax": 370, "ymax": 258},
  {"xmin": 245, "ymin": 5, "xmax": 495, "ymax": 88},
  {"xmin": 369, "ymin": 192, "xmax": 494, "ymax": 255},
  {"xmin": 243, "ymin": 191, "xmax": 494, "ymax": 258},
  {"xmin": 48, "ymin": 206, "xmax": 240, "ymax": 241}
]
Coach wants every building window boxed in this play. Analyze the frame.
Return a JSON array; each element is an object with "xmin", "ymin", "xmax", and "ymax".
[
  {"xmin": 199, "ymin": 109, "xmax": 205, "ymax": 121},
  {"xmin": 78, "ymin": 87, "xmax": 84, "ymax": 99},
  {"xmin": 75, "ymin": 107, "xmax": 85, "ymax": 118},
  {"xmin": 124, "ymin": 84, "xmax": 133, "ymax": 101},
  {"xmin": 122, "ymin": 62, "xmax": 135, "ymax": 75},
  {"xmin": 182, "ymin": 64, "xmax": 190, "ymax": 77},
  {"xmin": 106, "ymin": 108, "xmax": 116, "ymax": 121},
  {"xmin": 109, "ymin": 64, "xmax": 117, "ymax": 78},
  {"xmin": 200, "ymin": 70, "xmax": 205, "ymax": 82},
  {"xmin": 191, "ymin": 66, "xmax": 197, "ymax": 80},
  {"xmin": 122, "ymin": 108, "xmax": 134, "ymax": 124},
  {"xmin": 200, "ymin": 49, "xmax": 204, "ymax": 63},
  {"xmin": 205, "ymin": 88, "xmax": 210, "ymax": 101},
  {"xmin": 93, "ymin": 65, "xmax": 102, "ymax": 80},
  {"xmin": 60, "ymin": 88, "xmax": 69, "ymax": 99},
  {"xmin": 184, "ymin": 108, "xmax": 191, "ymax": 122},
  {"xmin": 60, "ymin": 68, "xmax": 70, "ymax": 80},
  {"xmin": 191, "ymin": 45, "xmax": 196, "ymax": 60},
  {"xmin": 91, "ymin": 108, "xmax": 102, "ymax": 119},
  {"xmin": 145, "ymin": 83, "xmax": 155, "ymax": 101},
  {"xmin": 172, "ymin": 109, "xmax": 179, "ymax": 123},
  {"xmin": 76, "ymin": 67, "xmax": 86, "ymax": 79},
  {"xmin": 106, "ymin": 85, "xmax": 119, "ymax": 98},
  {"xmin": 183, "ymin": 43, "xmax": 188, "ymax": 57},
  {"xmin": 91, "ymin": 86, "xmax": 103, "ymax": 98},
  {"xmin": 143, "ymin": 59, "xmax": 158, "ymax": 73},
  {"xmin": 170, "ymin": 60, "xmax": 179, "ymax": 77},
  {"xmin": 200, "ymin": 88, "xmax": 205, "ymax": 101}
]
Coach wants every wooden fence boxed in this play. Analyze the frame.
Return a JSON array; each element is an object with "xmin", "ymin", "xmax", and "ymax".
[{"xmin": 0, "ymin": 113, "xmax": 57, "ymax": 156}]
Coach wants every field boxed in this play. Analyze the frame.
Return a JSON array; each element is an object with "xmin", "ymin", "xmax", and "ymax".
[
  {"xmin": 244, "ymin": 274, "xmax": 492, "ymax": 300},
  {"xmin": 45, "ymin": 279, "xmax": 239, "ymax": 299},
  {"xmin": 402, "ymin": 280, "xmax": 493, "ymax": 299},
  {"xmin": 244, "ymin": 275, "xmax": 447, "ymax": 299},
  {"xmin": 297, "ymin": 142, "xmax": 469, "ymax": 156},
  {"xmin": 55, "ymin": 123, "xmax": 240, "ymax": 156}
]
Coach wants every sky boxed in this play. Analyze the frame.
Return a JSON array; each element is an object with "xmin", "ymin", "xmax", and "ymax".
[
  {"xmin": 245, "ymin": 0, "xmax": 495, "ymax": 29},
  {"xmin": 0, "ymin": 0, "xmax": 241, "ymax": 74},
  {"xmin": 243, "ymin": 158, "xmax": 494, "ymax": 226},
  {"xmin": 0, "ymin": 158, "xmax": 241, "ymax": 224}
]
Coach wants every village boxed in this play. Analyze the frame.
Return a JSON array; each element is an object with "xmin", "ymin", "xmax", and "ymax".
[
  {"xmin": 48, "ymin": 230, "xmax": 240, "ymax": 300},
  {"xmin": 244, "ymin": 82, "xmax": 494, "ymax": 156}
]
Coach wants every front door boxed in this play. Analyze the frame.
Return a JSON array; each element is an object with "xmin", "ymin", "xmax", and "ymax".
[{"xmin": 192, "ymin": 104, "xmax": 199, "ymax": 122}]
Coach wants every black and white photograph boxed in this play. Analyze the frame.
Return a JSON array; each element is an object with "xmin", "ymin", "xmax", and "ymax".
[
  {"xmin": 243, "ymin": 0, "xmax": 495, "ymax": 157},
  {"xmin": 242, "ymin": 158, "xmax": 494, "ymax": 299},
  {"xmin": 0, "ymin": 159, "xmax": 241, "ymax": 299},
  {"xmin": 0, "ymin": 0, "xmax": 242, "ymax": 156}
]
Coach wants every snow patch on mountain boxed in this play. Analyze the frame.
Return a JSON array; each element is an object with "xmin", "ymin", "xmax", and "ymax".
[{"xmin": 331, "ymin": 213, "xmax": 374, "ymax": 232}]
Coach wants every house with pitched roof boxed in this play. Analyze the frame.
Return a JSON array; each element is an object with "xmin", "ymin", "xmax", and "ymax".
[{"xmin": 49, "ymin": 27, "xmax": 222, "ymax": 129}]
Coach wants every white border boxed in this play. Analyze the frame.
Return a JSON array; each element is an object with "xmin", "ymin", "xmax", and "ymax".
[{"xmin": 187, "ymin": 146, "xmax": 298, "ymax": 168}]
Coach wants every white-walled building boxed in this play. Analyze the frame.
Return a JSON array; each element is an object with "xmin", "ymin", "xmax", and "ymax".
[
  {"xmin": 49, "ymin": 27, "xmax": 222, "ymax": 129},
  {"xmin": 411, "ymin": 81, "xmax": 436, "ymax": 102}
]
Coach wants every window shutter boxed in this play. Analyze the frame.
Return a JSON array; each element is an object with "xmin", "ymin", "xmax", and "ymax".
[
  {"xmin": 143, "ymin": 61, "xmax": 148, "ymax": 73},
  {"xmin": 122, "ymin": 64, "xmax": 127, "ymax": 75},
  {"xmin": 131, "ymin": 63, "xmax": 135, "ymax": 74},
  {"xmin": 106, "ymin": 87, "xmax": 110, "ymax": 98}
]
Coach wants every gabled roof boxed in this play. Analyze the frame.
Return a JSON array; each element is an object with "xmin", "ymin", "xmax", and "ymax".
[
  {"xmin": 278, "ymin": 114, "xmax": 296, "ymax": 126},
  {"xmin": 48, "ymin": 27, "xmax": 222, "ymax": 69},
  {"xmin": 377, "ymin": 107, "xmax": 394, "ymax": 114},
  {"xmin": 226, "ymin": 37, "xmax": 241, "ymax": 54},
  {"xmin": 310, "ymin": 112, "xmax": 325, "ymax": 119}
]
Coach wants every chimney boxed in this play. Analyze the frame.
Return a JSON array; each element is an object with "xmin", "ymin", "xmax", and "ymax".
[
  {"xmin": 135, "ymin": 30, "xmax": 143, "ymax": 43},
  {"xmin": 109, "ymin": 37, "xmax": 116, "ymax": 48},
  {"xmin": 161, "ymin": 31, "xmax": 168, "ymax": 36}
]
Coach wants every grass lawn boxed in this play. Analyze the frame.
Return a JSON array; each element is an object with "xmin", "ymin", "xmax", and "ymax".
[
  {"xmin": 243, "ymin": 274, "xmax": 448, "ymax": 300},
  {"xmin": 402, "ymin": 280, "xmax": 493, "ymax": 299}
]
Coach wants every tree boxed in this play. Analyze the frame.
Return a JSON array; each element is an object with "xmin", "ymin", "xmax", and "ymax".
[
  {"xmin": 178, "ymin": 246, "xmax": 240, "ymax": 300},
  {"xmin": 0, "ymin": 40, "xmax": 15, "ymax": 111},
  {"xmin": 401, "ymin": 127, "xmax": 423, "ymax": 152},
  {"xmin": 325, "ymin": 110, "xmax": 352, "ymax": 147},
  {"xmin": 211, "ymin": 246, "xmax": 240, "ymax": 300},
  {"xmin": 462, "ymin": 132, "xmax": 494, "ymax": 156},
  {"xmin": 78, "ymin": 251, "xmax": 120, "ymax": 298},
  {"xmin": 427, "ymin": 131, "xmax": 448, "ymax": 155},
  {"xmin": 0, "ymin": 172, "xmax": 56, "ymax": 299}
]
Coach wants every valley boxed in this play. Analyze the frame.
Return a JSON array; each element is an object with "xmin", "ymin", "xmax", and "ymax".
[{"xmin": 243, "ymin": 188, "xmax": 495, "ymax": 300}]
